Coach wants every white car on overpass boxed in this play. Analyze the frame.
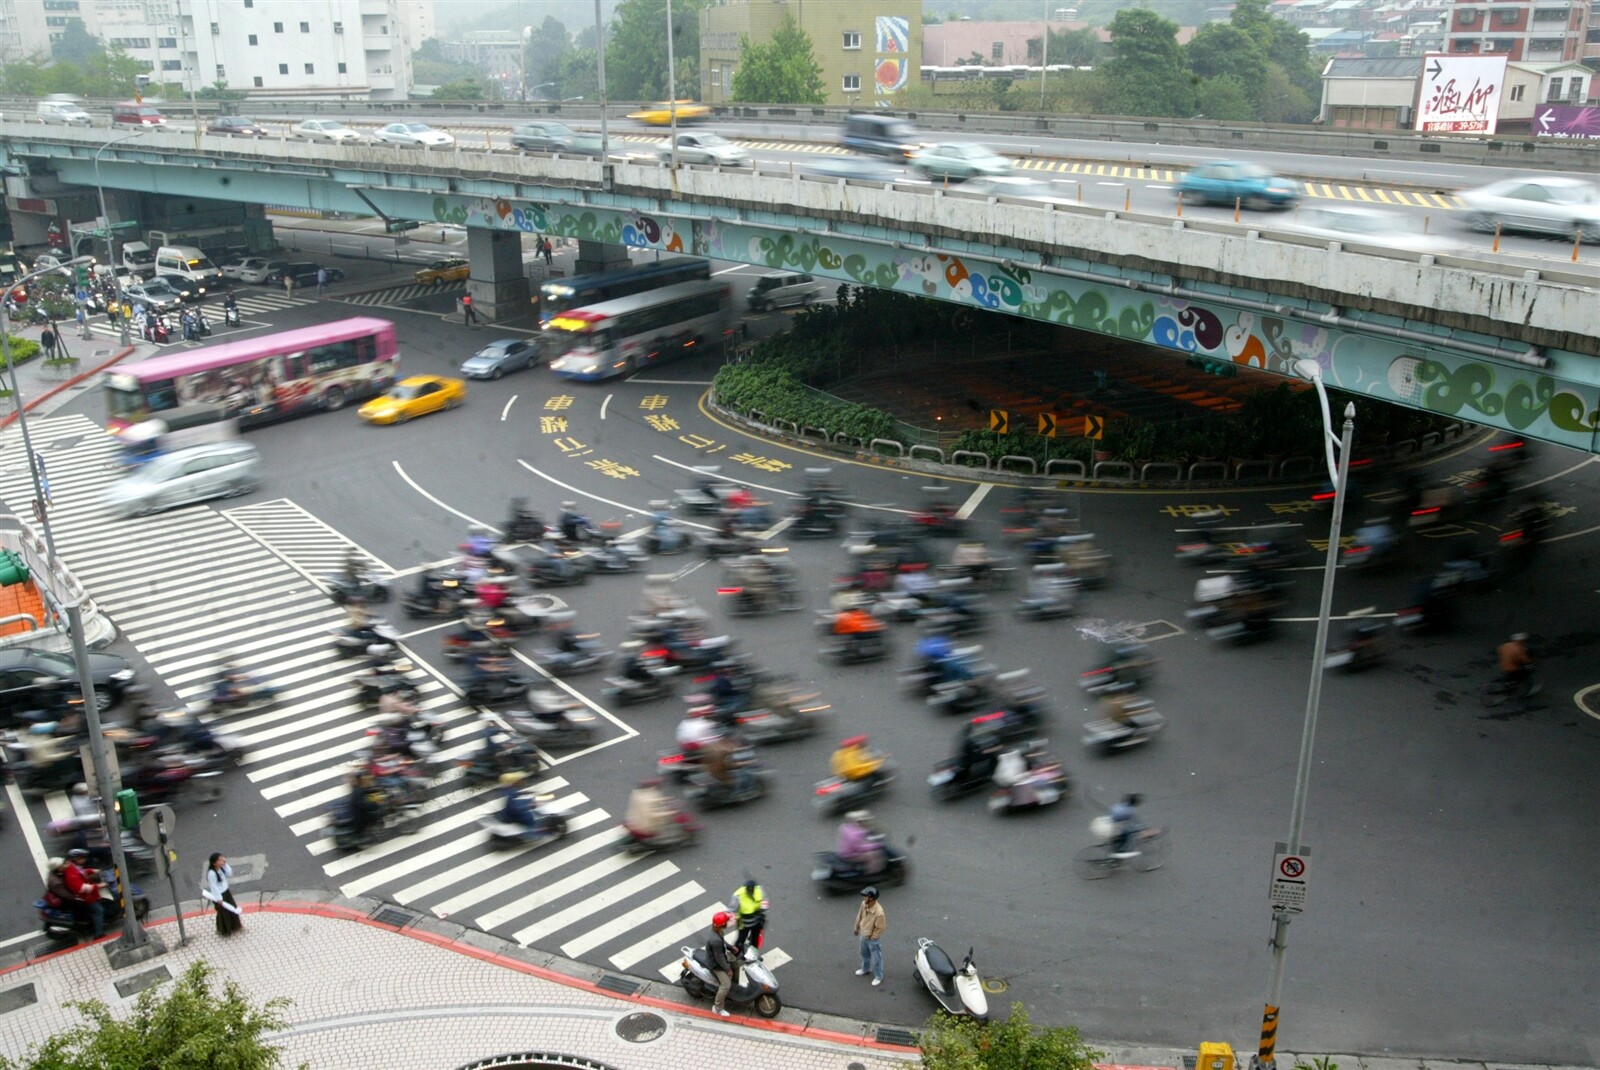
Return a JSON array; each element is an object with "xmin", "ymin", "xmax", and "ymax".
[{"xmin": 373, "ymin": 122, "xmax": 455, "ymax": 148}]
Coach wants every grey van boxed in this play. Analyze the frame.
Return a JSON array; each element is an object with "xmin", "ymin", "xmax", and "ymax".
[
  {"xmin": 747, "ymin": 272, "xmax": 822, "ymax": 312},
  {"xmin": 103, "ymin": 440, "xmax": 260, "ymax": 517},
  {"xmin": 36, "ymin": 98, "xmax": 92, "ymax": 126},
  {"xmin": 840, "ymin": 114, "xmax": 921, "ymax": 159}
]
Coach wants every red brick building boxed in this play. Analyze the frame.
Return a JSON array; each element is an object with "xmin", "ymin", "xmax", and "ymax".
[{"xmin": 1444, "ymin": 0, "xmax": 1588, "ymax": 62}]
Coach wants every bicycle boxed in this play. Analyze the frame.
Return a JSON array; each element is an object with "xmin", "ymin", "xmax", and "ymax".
[
  {"xmin": 1072, "ymin": 826, "xmax": 1168, "ymax": 880},
  {"xmin": 1479, "ymin": 671, "xmax": 1541, "ymax": 710}
]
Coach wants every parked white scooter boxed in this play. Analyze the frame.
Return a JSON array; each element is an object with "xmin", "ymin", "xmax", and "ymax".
[{"xmin": 913, "ymin": 937, "xmax": 988, "ymax": 1020}]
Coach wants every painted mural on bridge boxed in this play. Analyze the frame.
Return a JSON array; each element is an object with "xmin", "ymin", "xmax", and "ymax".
[{"xmin": 429, "ymin": 193, "xmax": 1600, "ymax": 450}]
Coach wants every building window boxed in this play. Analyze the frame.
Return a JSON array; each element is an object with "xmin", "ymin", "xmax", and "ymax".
[
  {"xmin": 843, "ymin": 73, "xmax": 861, "ymax": 91},
  {"xmin": 1494, "ymin": 37, "xmax": 1517, "ymax": 50},
  {"xmin": 1547, "ymin": 77, "xmax": 1564, "ymax": 98},
  {"xmin": 843, "ymin": 30, "xmax": 861, "ymax": 49},
  {"xmin": 992, "ymin": 41, "xmax": 1004, "ymax": 61},
  {"xmin": 162, "ymin": 59, "xmax": 180, "ymax": 70},
  {"xmin": 1528, "ymin": 37, "xmax": 1564, "ymax": 50},
  {"xmin": 1493, "ymin": 8, "xmax": 1519, "ymax": 24},
  {"xmin": 337, "ymin": 62, "xmax": 347, "ymax": 73},
  {"xmin": 1509, "ymin": 83, "xmax": 1525, "ymax": 100},
  {"xmin": 1458, "ymin": 8, "xmax": 1478, "ymax": 22},
  {"xmin": 304, "ymin": 62, "xmax": 314, "ymax": 74},
  {"xmin": 158, "ymin": 36, "xmax": 175, "ymax": 48},
  {"xmin": 111, "ymin": 37, "xmax": 151, "ymax": 49},
  {"xmin": 248, "ymin": 34, "xmax": 257, "ymax": 45},
  {"xmin": 253, "ymin": 75, "xmax": 263, "ymax": 86},
  {"xmin": 278, "ymin": 63, "xmax": 288, "ymax": 74},
  {"xmin": 333, "ymin": 21, "xmax": 343, "ymax": 33},
  {"xmin": 711, "ymin": 66, "xmax": 721, "ymax": 87},
  {"xmin": 244, "ymin": 0, "xmax": 253, "ymax": 6},
  {"xmin": 273, "ymin": 21, "xmax": 283, "ymax": 32},
  {"xmin": 216, "ymin": 64, "xmax": 224, "ymax": 78},
  {"xmin": 210, "ymin": 22, "xmax": 219, "ymax": 34},
  {"xmin": 300, "ymin": 21, "xmax": 309, "ymax": 32}
]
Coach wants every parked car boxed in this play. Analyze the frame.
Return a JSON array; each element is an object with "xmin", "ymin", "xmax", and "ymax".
[
  {"xmin": 0, "ymin": 647, "xmax": 135, "ymax": 725},
  {"xmin": 413, "ymin": 257, "xmax": 470, "ymax": 285},
  {"xmin": 373, "ymin": 122, "xmax": 454, "ymax": 148},
  {"xmin": 629, "ymin": 100, "xmax": 709, "ymax": 126},
  {"xmin": 911, "ymin": 142, "xmax": 1014, "ymax": 182},
  {"xmin": 293, "ymin": 119, "xmax": 368, "ymax": 143},
  {"xmin": 459, "ymin": 338, "xmax": 539, "ymax": 380},
  {"xmin": 123, "ymin": 278, "xmax": 185, "ymax": 311},
  {"xmin": 1177, "ymin": 161, "xmax": 1299, "ymax": 209},
  {"xmin": 153, "ymin": 273, "xmax": 212, "ymax": 302},
  {"xmin": 206, "ymin": 115, "xmax": 268, "ymax": 137},
  {"xmin": 1457, "ymin": 175, "xmax": 1600, "ymax": 241},
  {"xmin": 358, "ymin": 375, "xmax": 466, "ymax": 425},
  {"xmin": 658, "ymin": 132, "xmax": 750, "ymax": 167},
  {"xmin": 219, "ymin": 255, "xmax": 268, "ymax": 280},
  {"xmin": 238, "ymin": 259, "xmax": 286, "ymax": 285},
  {"xmin": 265, "ymin": 262, "xmax": 344, "ymax": 287},
  {"xmin": 511, "ymin": 121, "xmax": 602, "ymax": 155},
  {"xmin": 102, "ymin": 440, "xmax": 261, "ymax": 518}
]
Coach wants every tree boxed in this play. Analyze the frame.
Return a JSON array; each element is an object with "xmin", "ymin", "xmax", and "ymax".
[
  {"xmin": 1097, "ymin": 8, "xmax": 1191, "ymax": 117},
  {"xmin": 1231, "ymin": 0, "xmax": 1320, "ymax": 97},
  {"xmin": 197, "ymin": 80, "xmax": 247, "ymax": 101},
  {"xmin": 525, "ymin": 16, "xmax": 572, "ymax": 89},
  {"xmin": 605, "ymin": 0, "xmax": 712, "ymax": 101},
  {"xmin": 919, "ymin": 1003, "xmax": 1103, "ymax": 1070},
  {"xmin": 556, "ymin": 47, "xmax": 600, "ymax": 100},
  {"xmin": 433, "ymin": 77, "xmax": 487, "ymax": 100},
  {"xmin": 1255, "ymin": 64, "xmax": 1315, "ymax": 124},
  {"xmin": 0, "ymin": 961, "xmax": 305, "ymax": 1070},
  {"xmin": 1193, "ymin": 76, "xmax": 1257, "ymax": 121},
  {"xmin": 1027, "ymin": 26, "xmax": 1103, "ymax": 67},
  {"xmin": 50, "ymin": 19, "xmax": 101, "ymax": 67},
  {"xmin": 1185, "ymin": 24, "xmax": 1265, "ymax": 88},
  {"xmin": 730, "ymin": 13, "xmax": 824, "ymax": 105}
]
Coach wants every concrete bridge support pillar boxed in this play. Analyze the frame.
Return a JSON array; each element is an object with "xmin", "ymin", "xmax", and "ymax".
[
  {"xmin": 464, "ymin": 228, "xmax": 530, "ymax": 323},
  {"xmin": 574, "ymin": 239, "xmax": 632, "ymax": 277}
]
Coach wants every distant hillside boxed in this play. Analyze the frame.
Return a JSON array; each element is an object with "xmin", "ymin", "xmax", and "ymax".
[{"xmin": 438, "ymin": 0, "xmax": 623, "ymax": 37}]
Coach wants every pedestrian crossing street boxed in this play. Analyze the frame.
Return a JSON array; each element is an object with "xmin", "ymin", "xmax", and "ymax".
[
  {"xmin": 82, "ymin": 290, "xmax": 313, "ymax": 343},
  {"xmin": 0, "ymin": 414, "xmax": 745, "ymax": 978},
  {"xmin": 340, "ymin": 281, "xmax": 465, "ymax": 309}
]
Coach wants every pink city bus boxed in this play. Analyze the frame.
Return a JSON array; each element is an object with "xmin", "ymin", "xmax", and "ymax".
[{"xmin": 104, "ymin": 317, "xmax": 399, "ymax": 432}]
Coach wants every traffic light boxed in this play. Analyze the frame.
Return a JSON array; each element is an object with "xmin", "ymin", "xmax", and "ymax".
[
  {"xmin": 0, "ymin": 550, "xmax": 28, "ymax": 586},
  {"xmin": 115, "ymin": 788, "xmax": 140, "ymax": 831}
]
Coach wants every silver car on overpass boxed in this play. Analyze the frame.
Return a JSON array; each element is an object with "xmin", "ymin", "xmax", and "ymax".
[{"xmin": 1458, "ymin": 176, "xmax": 1600, "ymax": 242}]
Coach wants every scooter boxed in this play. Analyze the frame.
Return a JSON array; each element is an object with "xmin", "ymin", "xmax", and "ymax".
[
  {"xmin": 478, "ymin": 795, "xmax": 572, "ymax": 849},
  {"xmin": 1342, "ymin": 521, "xmax": 1402, "ymax": 572},
  {"xmin": 36, "ymin": 871, "xmax": 151, "ymax": 942},
  {"xmin": 531, "ymin": 636, "xmax": 608, "ymax": 676},
  {"xmin": 810, "ymin": 839, "xmax": 910, "ymax": 894},
  {"xmin": 353, "ymin": 658, "xmax": 423, "ymax": 707},
  {"xmin": 505, "ymin": 500, "xmax": 547, "ymax": 543},
  {"xmin": 1078, "ymin": 641, "xmax": 1154, "ymax": 695},
  {"xmin": 623, "ymin": 810, "xmax": 701, "ymax": 853},
  {"xmin": 813, "ymin": 762, "xmax": 896, "ymax": 815},
  {"xmin": 603, "ymin": 661, "xmax": 678, "ymax": 704},
  {"xmin": 439, "ymin": 623, "xmax": 505, "ymax": 661},
  {"xmin": 699, "ymin": 529, "xmax": 758, "ymax": 559},
  {"xmin": 927, "ymin": 745, "xmax": 1000, "ymax": 803},
  {"xmin": 914, "ymin": 938, "xmax": 989, "ymax": 1020},
  {"xmin": 1323, "ymin": 620, "xmax": 1389, "ymax": 671},
  {"xmin": 327, "ymin": 572, "xmax": 392, "ymax": 606},
  {"xmin": 643, "ymin": 507, "xmax": 691, "ymax": 555},
  {"xmin": 503, "ymin": 704, "xmax": 600, "ymax": 749},
  {"xmin": 816, "ymin": 621, "xmax": 891, "ymax": 664},
  {"xmin": 731, "ymin": 694, "xmax": 827, "ymax": 745},
  {"xmin": 580, "ymin": 536, "xmax": 648, "ymax": 573},
  {"xmin": 222, "ymin": 302, "xmax": 242, "ymax": 327},
  {"xmin": 461, "ymin": 670, "xmax": 538, "ymax": 707},
  {"xmin": 400, "ymin": 570, "xmax": 467, "ymax": 619},
  {"xmin": 987, "ymin": 751, "xmax": 1071, "ymax": 814},
  {"xmin": 456, "ymin": 734, "xmax": 544, "ymax": 787},
  {"xmin": 678, "ymin": 942, "xmax": 782, "ymax": 1018},
  {"xmin": 330, "ymin": 621, "xmax": 400, "ymax": 658},
  {"xmin": 1082, "ymin": 699, "xmax": 1166, "ymax": 754},
  {"xmin": 328, "ymin": 794, "xmax": 422, "ymax": 850},
  {"xmin": 204, "ymin": 672, "xmax": 278, "ymax": 713},
  {"xmin": 1013, "ymin": 564, "xmax": 1079, "ymax": 620},
  {"xmin": 685, "ymin": 759, "xmax": 771, "ymax": 810}
]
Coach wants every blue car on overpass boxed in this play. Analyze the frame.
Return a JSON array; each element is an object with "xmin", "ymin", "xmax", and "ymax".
[{"xmin": 1177, "ymin": 161, "xmax": 1299, "ymax": 210}]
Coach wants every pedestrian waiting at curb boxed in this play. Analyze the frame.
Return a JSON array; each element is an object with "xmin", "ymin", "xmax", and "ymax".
[
  {"xmin": 202, "ymin": 853, "xmax": 243, "ymax": 937},
  {"xmin": 461, "ymin": 293, "xmax": 478, "ymax": 327},
  {"xmin": 316, "ymin": 266, "xmax": 329, "ymax": 296},
  {"xmin": 854, "ymin": 885, "xmax": 885, "ymax": 985},
  {"xmin": 283, "ymin": 274, "xmax": 295, "ymax": 299}
]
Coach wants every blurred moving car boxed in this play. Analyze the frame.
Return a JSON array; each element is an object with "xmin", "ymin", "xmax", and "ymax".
[
  {"xmin": 512, "ymin": 121, "xmax": 603, "ymax": 155},
  {"xmin": 265, "ymin": 262, "xmax": 344, "ymax": 287},
  {"xmin": 0, "ymin": 647, "xmax": 135, "ymax": 724},
  {"xmin": 958, "ymin": 175, "xmax": 1064, "ymax": 201},
  {"xmin": 912, "ymin": 143, "xmax": 1014, "ymax": 182},
  {"xmin": 840, "ymin": 114, "xmax": 921, "ymax": 159},
  {"xmin": 629, "ymin": 100, "xmax": 710, "ymax": 126},
  {"xmin": 1177, "ymin": 162, "xmax": 1298, "ymax": 209},
  {"xmin": 658, "ymin": 132, "xmax": 750, "ymax": 167},
  {"xmin": 746, "ymin": 272, "xmax": 822, "ymax": 312},
  {"xmin": 1284, "ymin": 204, "xmax": 1448, "ymax": 253},
  {"xmin": 1457, "ymin": 176, "xmax": 1600, "ymax": 241},
  {"xmin": 207, "ymin": 115, "xmax": 269, "ymax": 137},
  {"xmin": 153, "ymin": 273, "xmax": 211, "ymax": 303},
  {"xmin": 413, "ymin": 257, "xmax": 470, "ymax": 285},
  {"xmin": 460, "ymin": 338, "xmax": 540, "ymax": 379},
  {"xmin": 358, "ymin": 375, "xmax": 466, "ymax": 424},
  {"xmin": 803, "ymin": 157, "xmax": 905, "ymax": 182},
  {"xmin": 36, "ymin": 97, "xmax": 93, "ymax": 126},
  {"xmin": 373, "ymin": 122, "xmax": 455, "ymax": 148},
  {"xmin": 293, "ymin": 119, "xmax": 368, "ymax": 142},
  {"xmin": 103, "ymin": 440, "xmax": 261, "ymax": 517}
]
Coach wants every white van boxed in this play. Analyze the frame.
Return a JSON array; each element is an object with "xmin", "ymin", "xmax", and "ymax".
[
  {"xmin": 120, "ymin": 241, "xmax": 155, "ymax": 278},
  {"xmin": 746, "ymin": 272, "xmax": 822, "ymax": 312},
  {"xmin": 154, "ymin": 245, "xmax": 224, "ymax": 285},
  {"xmin": 36, "ymin": 99, "xmax": 92, "ymax": 126}
]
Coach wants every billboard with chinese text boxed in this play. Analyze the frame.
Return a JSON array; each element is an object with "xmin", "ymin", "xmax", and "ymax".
[{"xmin": 1414, "ymin": 53, "xmax": 1507, "ymax": 134}]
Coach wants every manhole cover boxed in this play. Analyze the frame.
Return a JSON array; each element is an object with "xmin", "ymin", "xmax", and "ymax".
[{"xmin": 615, "ymin": 1011, "xmax": 667, "ymax": 1044}]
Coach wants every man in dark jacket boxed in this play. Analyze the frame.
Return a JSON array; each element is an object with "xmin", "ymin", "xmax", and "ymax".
[{"xmin": 705, "ymin": 912, "xmax": 736, "ymax": 1017}]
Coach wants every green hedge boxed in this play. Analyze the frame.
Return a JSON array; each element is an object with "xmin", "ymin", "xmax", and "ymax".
[
  {"xmin": 714, "ymin": 361, "xmax": 901, "ymax": 444},
  {"xmin": 0, "ymin": 337, "xmax": 43, "ymax": 366}
]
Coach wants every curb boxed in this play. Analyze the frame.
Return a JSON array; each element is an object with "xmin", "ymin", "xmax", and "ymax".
[{"xmin": 0, "ymin": 344, "xmax": 135, "ymax": 430}]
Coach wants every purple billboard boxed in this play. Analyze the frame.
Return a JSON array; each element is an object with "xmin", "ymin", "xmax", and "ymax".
[{"xmin": 1534, "ymin": 105, "xmax": 1600, "ymax": 139}]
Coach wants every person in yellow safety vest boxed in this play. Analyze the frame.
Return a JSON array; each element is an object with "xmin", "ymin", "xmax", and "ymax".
[
  {"xmin": 830, "ymin": 734, "xmax": 884, "ymax": 782},
  {"xmin": 728, "ymin": 877, "xmax": 769, "ymax": 953}
]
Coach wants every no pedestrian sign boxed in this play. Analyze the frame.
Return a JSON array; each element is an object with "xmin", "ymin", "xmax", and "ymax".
[{"xmin": 1269, "ymin": 843, "xmax": 1310, "ymax": 914}]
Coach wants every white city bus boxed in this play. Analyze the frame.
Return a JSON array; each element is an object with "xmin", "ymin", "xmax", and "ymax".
[{"xmin": 547, "ymin": 279, "xmax": 733, "ymax": 381}]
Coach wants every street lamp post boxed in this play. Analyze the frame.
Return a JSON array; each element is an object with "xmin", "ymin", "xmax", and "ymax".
[
  {"xmin": 1251, "ymin": 363, "xmax": 1354, "ymax": 1070},
  {"xmin": 519, "ymin": 23, "xmax": 531, "ymax": 102},
  {"xmin": 594, "ymin": 0, "xmax": 611, "ymax": 169},
  {"xmin": 665, "ymin": 0, "xmax": 678, "ymax": 168},
  {"xmin": 94, "ymin": 130, "xmax": 147, "ymax": 347},
  {"xmin": 0, "ymin": 260, "xmax": 154, "ymax": 958}
]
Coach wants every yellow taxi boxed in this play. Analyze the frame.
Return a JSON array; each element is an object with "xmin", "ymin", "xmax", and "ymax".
[
  {"xmin": 413, "ymin": 256, "xmax": 470, "ymax": 285},
  {"xmin": 358, "ymin": 375, "xmax": 466, "ymax": 425},
  {"xmin": 628, "ymin": 100, "xmax": 709, "ymax": 126}
]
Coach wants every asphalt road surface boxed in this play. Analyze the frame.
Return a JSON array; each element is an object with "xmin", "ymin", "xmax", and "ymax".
[{"xmin": 2, "ymin": 281, "xmax": 1597, "ymax": 1065}]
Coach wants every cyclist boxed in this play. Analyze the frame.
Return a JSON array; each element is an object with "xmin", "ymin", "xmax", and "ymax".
[
  {"xmin": 1108, "ymin": 793, "xmax": 1145, "ymax": 858},
  {"xmin": 1496, "ymin": 633, "xmax": 1538, "ymax": 695}
]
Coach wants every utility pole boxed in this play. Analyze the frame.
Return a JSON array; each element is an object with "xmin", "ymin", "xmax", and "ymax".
[{"xmin": 666, "ymin": 0, "xmax": 678, "ymax": 168}]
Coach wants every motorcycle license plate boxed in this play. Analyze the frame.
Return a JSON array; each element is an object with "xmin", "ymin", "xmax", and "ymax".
[
  {"xmin": 810, "ymin": 866, "xmax": 829, "ymax": 880},
  {"xmin": 928, "ymin": 770, "xmax": 954, "ymax": 786}
]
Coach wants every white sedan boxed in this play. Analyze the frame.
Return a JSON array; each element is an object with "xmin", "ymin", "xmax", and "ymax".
[
  {"xmin": 219, "ymin": 255, "xmax": 272, "ymax": 280},
  {"xmin": 1458, "ymin": 175, "xmax": 1600, "ymax": 241},
  {"xmin": 373, "ymin": 122, "xmax": 454, "ymax": 148},
  {"xmin": 658, "ymin": 132, "xmax": 749, "ymax": 167},
  {"xmin": 293, "ymin": 119, "xmax": 368, "ymax": 143}
]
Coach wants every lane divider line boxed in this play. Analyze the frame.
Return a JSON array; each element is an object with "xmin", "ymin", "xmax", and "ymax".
[
  {"xmin": 500, "ymin": 395, "xmax": 518, "ymax": 422},
  {"xmin": 515, "ymin": 459, "xmax": 717, "ymax": 531},
  {"xmin": 393, "ymin": 461, "xmax": 500, "ymax": 533},
  {"xmin": 954, "ymin": 483, "xmax": 993, "ymax": 520}
]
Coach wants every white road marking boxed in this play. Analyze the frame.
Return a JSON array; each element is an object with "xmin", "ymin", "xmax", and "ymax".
[
  {"xmin": 954, "ymin": 483, "xmax": 993, "ymax": 520},
  {"xmin": 1516, "ymin": 454, "xmax": 1596, "ymax": 491},
  {"xmin": 601, "ymin": 393, "xmax": 612, "ymax": 420},
  {"xmin": 7, "ymin": 780, "xmax": 49, "ymax": 883},
  {"xmin": 757, "ymin": 515, "xmax": 798, "ymax": 540},
  {"xmin": 671, "ymin": 559, "xmax": 706, "ymax": 581},
  {"xmin": 392, "ymin": 461, "xmax": 499, "ymax": 532},
  {"xmin": 712, "ymin": 265, "xmax": 752, "ymax": 276},
  {"xmin": 1572, "ymin": 683, "xmax": 1600, "ymax": 722},
  {"xmin": 500, "ymin": 395, "xmax": 518, "ymax": 422},
  {"xmin": 515, "ymin": 458, "xmax": 717, "ymax": 531},
  {"xmin": 650, "ymin": 454, "xmax": 913, "ymax": 515}
]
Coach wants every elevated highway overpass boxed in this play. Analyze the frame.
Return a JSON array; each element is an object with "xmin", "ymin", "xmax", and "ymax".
[{"xmin": 2, "ymin": 121, "xmax": 1597, "ymax": 452}]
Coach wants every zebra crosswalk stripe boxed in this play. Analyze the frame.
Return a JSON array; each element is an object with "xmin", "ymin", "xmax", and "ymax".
[{"xmin": 3, "ymin": 415, "xmax": 742, "ymax": 977}]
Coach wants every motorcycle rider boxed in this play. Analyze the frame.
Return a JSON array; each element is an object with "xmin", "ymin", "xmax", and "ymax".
[
  {"xmin": 834, "ymin": 810, "xmax": 884, "ymax": 875},
  {"xmin": 345, "ymin": 769, "xmax": 380, "ymax": 841},
  {"xmin": 830, "ymin": 735, "xmax": 884, "ymax": 784},
  {"xmin": 210, "ymin": 659, "xmax": 250, "ymax": 707},
  {"xmin": 729, "ymin": 877, "xmax": 769, "ymax": 953},
  {"xmin": 464, "ymin": 650, "xmax": 516, "ymax": 698},
  {"xmin": 1497, "ymin": 633, "xmax": 1537, "ymax": 694},
  {"xmin": 830, "ymin": 598, "xmax": 883, "ymax": 645},
  {"xmin": 949, "ymin": 540, "xmax": 991, "ymax": 582},
  {"xmin": 222, "ymin": 288, "xmax": 240, "ymax": 325},
  {"xmin": 993, "ymin": 746, "xmax": 1037, "ymax": 807},
  {"xmin": 42, "ymin": 857, "xmax": 71, "ymax": 912},
  {"xmin": 1108, "ymin": 793, "xmax": 1145, "ymax": 858},
  {"xmin": 705, "ymin": 912, "xmax": 736, "ymax": 1017},
  {"xmin": 495, "ymin": 772, "xmax": 545, "ymax": 834},
  {"xmin": 625, "ymin": 778, "xmax": 680, "ymax": 843},
  {"xmin": 676, "ymin": 709, "xmax": 721, "ymax": 753},
  {"xmin": 617, "ymin": 641, "xmax": 658, "ymax": 687},
  {"xmin": 701, "ymin": 733, "xmax": 753, "ymax": 798},
  {"xmin": 62, "ymin": 849, "xmax": 105, "ymax": 937},
  {"xmin": 557, "ymin": 501, "xmax": 585, "ymax": 543}
]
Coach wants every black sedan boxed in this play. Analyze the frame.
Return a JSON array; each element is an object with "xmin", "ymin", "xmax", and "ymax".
[
  {"xmin": 0, "ymin": 647, "xmax": 135, "ymax": 726},
  {"xmin": 153, "ymin": 273, "xmax": 213, "ymax": 303},
  {"xmin": 264, "ymin": 262, "xmax": 345, "ymax": 287},
  {"xmin": 206, "ymin": 115, "xmax": 270, "ymax": 138}
]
